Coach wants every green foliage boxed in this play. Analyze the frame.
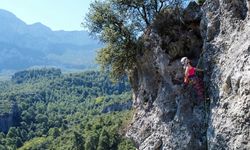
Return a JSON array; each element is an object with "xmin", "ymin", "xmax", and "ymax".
[
  {"xmin": 18, "ymin": 137, "xmax": 48, "ymax": 150},
  {"xmin": 97, "ymin": 128, "xmax": 110, "ymax": 150},
  {"xmin": 118, "ymin": 138, "xmax": 136, "ymax": 150},
  {"xmin": 0, "ymin": 100, "xmax": 11, "ymax": 114},
  {"xmin": 96, "ymin": 44, "xmax": 138, "ymax": 79},
  {"xmin": 95, "ymin": 96, "xmax": 105, "ymax": 104},
  {"xmin": 0, "ymin": 145, "xmax": 7, "ymax": 150},
  {"xmin": 11, "ymin": 68, "xmax": 61, "ymax": 84},
  {"xmin": 48, "ymin": 128, "xmax": 60, "ymax": 138},
  {"xmin": 73, "ymin": 131, "xmax": 85, "ymax": 150},
  {"xmin": 0, "ymin": 69, "xmax": 135, "ymax": 149},
  {"xmin": 85, "ymin": 0, "xmax": 188, "ymax": 79},
  {"xmin": 197, "ymin": 0, "xmax": 205, "ymax": 5},
  {"xmin": 84, "ymin": 131, "xmax": 98, "ymax": 150}
]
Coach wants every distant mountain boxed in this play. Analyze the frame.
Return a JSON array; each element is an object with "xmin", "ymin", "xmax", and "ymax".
[{"xmin": 0, "ymin": 9, "xmax": 102, "ymax": 74}]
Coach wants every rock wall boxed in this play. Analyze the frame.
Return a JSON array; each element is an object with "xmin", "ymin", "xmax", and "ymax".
[
  {"xmin": 101, "ymin": 101, "xmax": 132, "ymax": 113},
  {"xmin": 0, "ymin": 113, "xmax": 14, "ymax": 133},
  {"xmin": 127, "ymin": 0, "xmax": 250, "ymax": 149},
  {"xmin": 201, "ymin": 0, "xmax": 250, "ymax": 149},
  {"xmin": 127, "ymin": 2, "xmax": 207, "ymax": 149},
  {"xmin": 0, "ymin": 102, "xmax": 19, "ymax": 133}
]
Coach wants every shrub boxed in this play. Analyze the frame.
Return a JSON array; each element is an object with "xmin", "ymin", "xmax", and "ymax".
[{"xmin": 197, "ymin": 0, "xmax": 205, "ymax": 5}]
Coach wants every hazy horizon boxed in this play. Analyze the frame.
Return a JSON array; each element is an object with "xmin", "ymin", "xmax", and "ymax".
[
  {"xmin": 0, "ymin": 0, "xmax": 93, "ymax": 31},
  {"xmin": 0, "ymin": 7, "xmax": 101, "ymax": 78}
]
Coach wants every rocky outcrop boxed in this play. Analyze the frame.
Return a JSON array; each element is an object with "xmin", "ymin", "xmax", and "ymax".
[
  {"xmin": 0, "ymin": 113, "xmax": 14, "ymax": 133},
  {"xmin": 127, "ymin": 0, "xmax": 250, "ymax": 149},
  {"xmin": 102, "ymin": 101, "xmax": 132, "ymax": 113},
  {"xmin": 127, "ymin": 2, "xmax": 206, "ymax": 149},
  {"xmin": 201, "ymin": 0, "xmax": 250, "ymax": 149},
  {"xmin": 0, "ymin": 102, "xmax": 20, "ymax": 133}
]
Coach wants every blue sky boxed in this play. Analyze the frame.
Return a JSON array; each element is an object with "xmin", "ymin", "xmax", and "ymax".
[{"xmin": 0, "ymin": 0, "xmax": 93, "ymax": 31}]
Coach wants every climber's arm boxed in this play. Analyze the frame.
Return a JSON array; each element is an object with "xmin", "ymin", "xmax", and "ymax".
[
  {"xmin": 184, "ymin": 67, "xmax": 189, "ymax": 76},
  {"xmin": 183, "ymin": 67, "xmax": 189, "ymax": 84}
]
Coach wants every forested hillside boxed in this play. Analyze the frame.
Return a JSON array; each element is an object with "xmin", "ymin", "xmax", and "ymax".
[{"xmin": 0, "ymin": 68, "xmax": 135, "ymax": 150}]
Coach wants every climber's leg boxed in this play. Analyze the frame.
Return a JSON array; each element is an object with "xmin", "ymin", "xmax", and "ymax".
[{"xmin": 194, "ymin": 78, "xmax": 204, "ymax": 101}]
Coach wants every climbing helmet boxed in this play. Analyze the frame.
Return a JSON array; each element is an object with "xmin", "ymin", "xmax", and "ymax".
[{"xmin": 181, "ymin": 57, "xmax": 188, "ymax": 65}]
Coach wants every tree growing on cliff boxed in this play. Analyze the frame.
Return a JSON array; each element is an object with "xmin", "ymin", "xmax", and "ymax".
[
  {"xmin": 84, "ymin": 0, "xmax": 188, "ymax": 79},
  {"xmin": 197, "ymin": 0, "xmax": 205, "ymax": 5}
]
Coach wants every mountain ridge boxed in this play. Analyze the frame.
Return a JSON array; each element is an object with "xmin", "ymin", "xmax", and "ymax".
[{"xmin": 0, "ymin": 9, "xmax": 101, "ymax": 74}]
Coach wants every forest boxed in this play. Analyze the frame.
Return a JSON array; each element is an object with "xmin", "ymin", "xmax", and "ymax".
[{"xmin": 0, "ymin": 68, "xmax": 135, "ymax": 150}]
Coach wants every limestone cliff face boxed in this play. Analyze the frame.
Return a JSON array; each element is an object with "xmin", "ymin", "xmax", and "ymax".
[
  {"xmin": 101, "ymin": 101, "xmax": 132, "ymax": 113},
  {"xmin": 201, "ymin": 0, "xmax": 250, "ymax": 149},
  {"xmin": 0, "ymin": 102, "xmax": 19, "ymax": 133},
  {"xmin": 0, "ymin": 113, "xmax": 14, "ymax": 133},
  {"xmin": 127, "ymin": 1, "xmax": 250, "ymax": 149},
  {"xmin": 127, "ymin": 2, "xmax": 206, "ymax": 150}
]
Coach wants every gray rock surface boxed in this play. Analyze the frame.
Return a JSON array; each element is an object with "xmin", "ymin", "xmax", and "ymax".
[
  {"xmin": 102, "ymin": 101, "xmax": 132, "ymax": 113},
  {"xmin": 201, "ymin": 0, "xmax": 250, "ymax": 149},
  {"xmin": 0, "ymin": 102, "xmax": 19, "ymax": 133},
  {"xmin": 127, "ymin": 0, "xmax": 250, "ymax": 149},
  {"xmin": 127, "ymin": 2, "xmax": 207, "ymax": 149}
]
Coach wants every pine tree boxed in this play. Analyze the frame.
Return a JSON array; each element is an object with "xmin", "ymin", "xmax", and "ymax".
[{"xmin": 97, "ymin": 128, "xmax": 110, "ymax": 150}]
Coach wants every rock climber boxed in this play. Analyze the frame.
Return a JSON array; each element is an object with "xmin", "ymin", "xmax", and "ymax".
[{"xmin": 180, "ymin": 57, "xmax": 204, "ymax": 99}]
